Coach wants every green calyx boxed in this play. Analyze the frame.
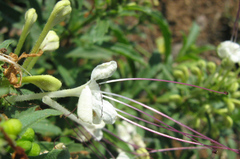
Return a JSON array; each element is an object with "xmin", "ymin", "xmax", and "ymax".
[{"xmin": 22, "ymin": 75, "xmax": 62, "ymax": 91}]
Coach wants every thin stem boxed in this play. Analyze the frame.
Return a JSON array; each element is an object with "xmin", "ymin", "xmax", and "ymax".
[{"xmin": 6, "ymin": 84, "xmax": 85, "ymax": 103}]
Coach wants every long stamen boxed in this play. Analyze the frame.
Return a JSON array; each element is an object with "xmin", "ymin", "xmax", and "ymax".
[
  {"xmin": 118, "ymin": 114, "xmax": 201, "ymax": 145},
  {"xmin": 110, "ymin": 97, "xmax": 222, "ymax": 150},
  {"xmin": 103, "ymin": 94, "xmax": 206, "ymax": 140},
  {"xmin": 100, "ymin": 78, "xmax": 227, "ymax": 95},
  {"xmin": 149, "ymin": 146, "xmax": 208, "ymax": 153},
  {"xmin": 102, "ymin": 92, "xmax": 239, "ymax": 153}
]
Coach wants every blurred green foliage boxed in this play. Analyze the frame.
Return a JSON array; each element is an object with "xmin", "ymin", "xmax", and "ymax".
[{"xmin": 0, "ymin": 0, "xmax": 239, "ymax": 158}]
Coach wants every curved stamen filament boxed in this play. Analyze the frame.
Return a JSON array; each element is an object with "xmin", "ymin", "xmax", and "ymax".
[
  {"xmin": 100, "ymin": 78, "xmax": 228, "ymax": 95},
  {"xmin": 102, "ymin": 92, "xmax": 239, "ymax": 153}
]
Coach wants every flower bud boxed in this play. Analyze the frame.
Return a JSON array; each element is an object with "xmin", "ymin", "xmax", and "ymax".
[
  {"xmin": 197, "ymin": 60, "xmax": 206, "ymax": 69},
  {"xmin": 169, "ymin": 94, "xmax": 183, "ymax": 104},
  {"xmin": 0, "ymin": 119, "xmax": 22, "ymax": 136},
  {"xmin": 215, "ymin": 108, "xmax": 228, "ymax": 114},
  {"xmin": 190, "ymin": 66, "xmax": 201, "ymax": 76},
  {"xmin": 226, "ymin": 99, "xmax": 235, "ymax": 113},
  {"xmin": 21, "ymin": 128, "xmax": 35, "ymax": 142},
  {"xmin": 228, "ymin": 82, "xmax": 239, "ymax": 93},
  {"xmin": 27, "ymin": 142, "xmax": 41, "ymax": 156},
  {"xmin": 49, "ymin": 0, "xmax": 72, "ymax": 28},
  {"xmin": 24, "ymin": 8, "xmax": 38, "ymax": 33},
  {"xmin": 231, "ymin": 99, "xmax": 240, "ymax": 107},
  {"xmin": 39, "ymin": 30, "xmax": 59, "ymax": 52},
  {"xmin": 16, "ymin": 139, "xmax": 32, "ymax": 152},
  {"xmin": 232, "ymin": 91, "xmax": 240, "ymax": 98},
  {"xmin": 136, "ymin": 148, "xmax": 150, "ymax": 159},
  {"xmin": 173, "ymin": 70, "xmax": 184, "ymax": 80},
  {"xmin": 202, "ymin": 104, "xmax": 211, "ymax": 114},
  {"xmin": 223, "ymin": 116, "xmax": 233, "ymax": 128},
  {"xmin": 193, "ymin": 118, "xmax": 201, "ymax": 128},
  {"xmin": 221, "ymin": 58, "xmax": 234, "ymax": 69},
  {"xmin": 22, "ymin": 75, "xmax": 62, "ymax": 91},
  {"xmin": 207, "ymin": 61, "xmax": 216, "ymax": 74},
  {"xmin": 175, "ymin": 65, "xmax": 189, "ymax": 81}
]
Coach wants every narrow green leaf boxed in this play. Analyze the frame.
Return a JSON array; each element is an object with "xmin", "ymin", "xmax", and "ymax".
[
  {"xmin": 57, "ymin": 65, "xmax": 75, "ymax": 87},
  {"xmin": 122, "ymin": 5, "xmax": 171, "ymax": 62},
  {"xmin": 178, "ymin": 22, "xmax": 200, "ymax": 58},
  {"xmin": 92, "ymin": 19, "xmax": 109, "ymax": 44},
  {"xmin": 65, "ymin": 46, "xmax": 112, "ymax": 59},
  {"xmin": 105, "ymin": 43, "xmax": 146, "ymax": 65},
  {"xmin": 0, "ymin": 39, "xmax": 15, "ymax": 49}
]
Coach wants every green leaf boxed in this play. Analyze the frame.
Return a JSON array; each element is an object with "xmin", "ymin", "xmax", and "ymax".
[
  {"xmin": 91, "ymin": 19, "xmax": 110, "ymax": 44},
  {"xmin": 105, "ymin": 43, "xmax": 146, "ymax": 65},
  {"xmin": 0, "ymin": 39, "xmax": 15, "ymax": 49},
  {"xmin": 65, "ymin": 46, "xmax": 112, "ymax": 59},
  {"xmin": 29, "ymin": 149, "xmax": 70, "ymax": 159},
  {"xmin": 122, "ymin": 5, "xmax": 171, "ymax": 62},
  {"xmin": 18, "ymin": 109, "xmax": 62, "ymax": 136},
  {"xmin": 31, "ymin": 119, "xmax": 62, "ymax": 136},
  {"xmin": 178, "ymin": 22, "xmax": 200, "ymax": 58},
  {"xmin": 57, "ymin": 65, "xmax": 75, "ymax": 87}
]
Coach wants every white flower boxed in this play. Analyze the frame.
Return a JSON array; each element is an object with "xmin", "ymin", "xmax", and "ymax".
[
  {"xmin": 217, "ymin": 40, "xmax": 240, "ymax": 63},
  {"xmin": 117, "ymin": 121, "xmax": 146, "ymax": 151},
  {"xmin": 77, "ymin": 61, "xmax": 118, "ymax": 125}
]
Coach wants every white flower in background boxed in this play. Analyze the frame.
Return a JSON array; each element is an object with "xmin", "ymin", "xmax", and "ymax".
[
  {"xmin": 117, "ymin": 121, "xmax": 146, "ymax": 151},
  {"xmin": 217, "ymin": 40, "xmax": 240, "ymax": 63},
  {"xmin": 116, "ymin": 152, "xmax": 130, "ymax": 159},
  {"xmin": 77, "ymin": 61, "xmax": 118, "ymax": 125},
  {"xmin": 39, "ymin": 30, "xmax": 59, "ymax": 52}
]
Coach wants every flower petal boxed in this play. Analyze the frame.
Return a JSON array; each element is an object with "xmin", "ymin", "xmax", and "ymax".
[
  {"xmin": 91, "ymin": 61, "xmax": 117, "ymax": 81},
  {"xmin": 77, "ymin": 85, "xmax": 93, "ymax": 124},
  {"xmin": 102, "ymin": 100, "xmax": 117, "ymax": 124},
  {"xmin": 217, "ymin": 41, "xmax": 240, "ymax": 63}
]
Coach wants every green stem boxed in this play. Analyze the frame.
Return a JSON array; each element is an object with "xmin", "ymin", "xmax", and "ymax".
[
  {"xmin": 14, "ymin": 26, "xmax": 30, "ymax": 56},
  {"xmin": 213, "ymin": 69, "xmax": 231, "ymax": 90},
  {"xmin": 21, "ymin": 22, "xmax": 51, "ymax": 71}
]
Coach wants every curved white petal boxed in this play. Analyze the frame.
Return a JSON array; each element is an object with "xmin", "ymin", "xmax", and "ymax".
[
  {"xmin": 102, "ymin": 100, "xmax": 117, "ymax": 124},
  {"xmin": 91, "ymin": 61, "xmax": 117, "ymax": 81},
  {"xmin": 77, "ymin": 85, "xmax": 93, "ymax": 124}
]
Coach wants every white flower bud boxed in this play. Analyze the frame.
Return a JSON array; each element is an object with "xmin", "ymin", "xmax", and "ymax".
[
  {"xmin": 24, "ymin": 8, "xmax": 38, "ymax": 33},
  {"xmin": 39, "ymin": 30, "xmax": 59, "ymax": 52},
  {"xmin": 50, "ymin": 0, "xmax": 72, "ymax": 28},
  {"xmin": 91, "ymin": 61, "xmax": 117, "ymax": 81}
]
